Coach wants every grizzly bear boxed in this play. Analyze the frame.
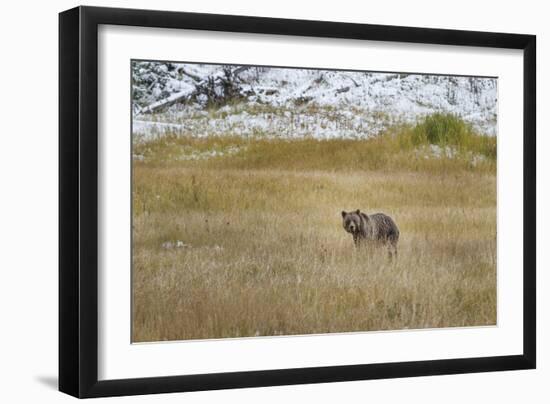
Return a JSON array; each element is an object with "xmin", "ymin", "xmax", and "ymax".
[{"xmin": 341, "ymin": 210, "xmax": 399, "ymax": 257}]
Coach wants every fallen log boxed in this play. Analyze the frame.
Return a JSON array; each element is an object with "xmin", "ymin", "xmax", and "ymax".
[
  {"xmin": 136, "ymin": 88, "xmax": 195, "ymax": 115},
  {"xmin": 136, "ymin": 67, "xmax": 253, "ymax": 115}
]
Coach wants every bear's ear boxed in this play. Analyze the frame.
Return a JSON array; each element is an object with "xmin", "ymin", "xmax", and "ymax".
[
  {"xmin": 356, "ymin": 209, "xmax": 361, "ymax": 215},
  {"xmin": 341, "ymin": 211, "xmax": 347, "ymax": 218}
]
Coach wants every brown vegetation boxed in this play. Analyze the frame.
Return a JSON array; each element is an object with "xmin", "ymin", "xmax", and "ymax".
[{"xmin": 132, "ymin": 115, "xmax": 496, "ymax": 342}]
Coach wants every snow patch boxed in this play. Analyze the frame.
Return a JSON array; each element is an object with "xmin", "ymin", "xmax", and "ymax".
[{"xmin": 132, "ymin": 63, "xmax": 498, "ymax": 142}]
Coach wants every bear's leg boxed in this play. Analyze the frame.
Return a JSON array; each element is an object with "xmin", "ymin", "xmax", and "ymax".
[{"xmin": 387, "ymin": 240, "xmax": 398, "ymax": 261}]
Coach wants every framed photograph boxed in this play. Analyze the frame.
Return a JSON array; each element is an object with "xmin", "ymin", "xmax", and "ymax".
[{"xmin": 59, "ymin": 6, "xmax": 536, "ymax": 398}]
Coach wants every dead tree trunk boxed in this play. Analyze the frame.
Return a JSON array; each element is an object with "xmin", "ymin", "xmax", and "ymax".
[{"xmin": 136, "ymin": 66, "xmax": 254, "ymax": 115}]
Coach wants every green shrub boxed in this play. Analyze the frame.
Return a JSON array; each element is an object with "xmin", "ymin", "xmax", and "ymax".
[
  {"xmin": 411, "ymin": 113, "xmax": 472, "ymax": 146},
  {"xmin": 405, "ymin": 113, "xmax": 496, "ymax": 159}
]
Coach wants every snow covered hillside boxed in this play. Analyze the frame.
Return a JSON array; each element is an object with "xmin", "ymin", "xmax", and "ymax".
[{"xmin": 132, "ymin": 62, "xmax": 497, "ymax": 141}]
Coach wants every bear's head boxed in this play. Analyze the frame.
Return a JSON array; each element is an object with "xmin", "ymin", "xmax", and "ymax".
[{"xmin": 341, "ymin": 210, "xmax": 362, "ymax": 234}]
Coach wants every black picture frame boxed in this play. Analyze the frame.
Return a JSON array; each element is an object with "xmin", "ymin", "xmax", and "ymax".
[{"xmin": 59, "ymin": 6, "xmax": 536, "ymax": 398}]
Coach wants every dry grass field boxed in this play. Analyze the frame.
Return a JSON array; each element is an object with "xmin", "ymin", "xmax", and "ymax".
[{"xmin": 132, "ymin": 114, "xmax": 497, "ymax": 342}]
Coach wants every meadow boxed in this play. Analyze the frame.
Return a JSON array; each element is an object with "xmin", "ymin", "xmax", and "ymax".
[{"xmin": 132, "ymin": 113, "xmax": 497, "ymax": 342}]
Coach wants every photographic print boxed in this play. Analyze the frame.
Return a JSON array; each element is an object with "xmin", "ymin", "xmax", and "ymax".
[{"xmin": 131, "ymin": 61, "xmax": 497, "ymax": 343}]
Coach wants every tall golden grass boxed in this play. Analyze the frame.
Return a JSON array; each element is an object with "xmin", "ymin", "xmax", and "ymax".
[{"xmin": 132, "ymin": 114, "xmax": 497, "ymax": 342}]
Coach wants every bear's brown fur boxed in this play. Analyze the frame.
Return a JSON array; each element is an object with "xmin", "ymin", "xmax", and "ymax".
[{"xmin": 341, "ymin": 209, "xmax": 399, "ymax": 258}]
